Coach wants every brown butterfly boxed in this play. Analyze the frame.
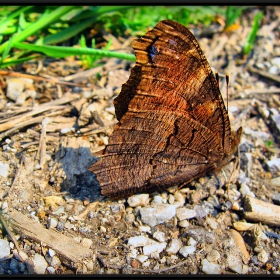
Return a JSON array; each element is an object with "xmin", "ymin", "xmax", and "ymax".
[{"xmin": 89, "ymin": 20, "xmax": 242, "ymax": 199}]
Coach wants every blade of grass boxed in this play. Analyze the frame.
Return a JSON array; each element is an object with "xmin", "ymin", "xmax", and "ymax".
[
  {"xmin": 0, "ymin": 6, "xmax": 74, "ymax": 54},
  {"xmin": 243, "ymin": 11, "xmax": 263, "ymax": 55},
  {"xmin": 13, "ymin": 42, "xmax": 136, "ymax": 61},
  {"xmin": 0, "ymin": 55, "xmax": 40, "ymax": 68}
]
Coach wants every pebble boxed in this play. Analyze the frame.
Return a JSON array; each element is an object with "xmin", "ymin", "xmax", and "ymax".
[
  {"xmin": 127, "ymin": 194, "xmax": 149, "ymax": 207},
  {"xmin": 50, "ymin": 256, "xmax": 61, "ymax": 268},
  {"xmin": 257, "ymin": 250, "xmax": 269, "ymax": 263},
  {"xmin": 136, "ymin": 254, "xmax": 148, "ymax": 263},
  {"xmin": 9, "ymin": 259, "xmax": 20, "ymax": 273},
  {"xmin": 173, "ymin": 192, "xmax": 185, "ymax": 207},
  {"xmin": 166, "ymin": 239, "xmax": 183, "ymax": 254},
  {"xmin": 266, "ymin": 158, "xmax": 280, "ymax": 173},
  {"xmin": 47, "ymin": 267, "xmax": 56, "ymax": 274},
  {"xmin": 206, "ymin": 217, "xmax": 218, "ymax": 230},
  {"xmin": 0, "ymin": 162, "xmax": 9, "ymax": 178},
  {"xmin": 179, "ymin": 245, "xmax": 196, "ymax": 257},
  {"xmin": 143, "ymin": 242, "xmax": 167, "ymax": 256},
  {"xmin": 206, "ymin": 250, "xmax": 220, "ymax": 262},
  {"xmin": 140, "ymin": 203, "xmax": 176, "ymax": 227},
  {"xmin": 47, "ymin": 218, "xmax": 58, "ymax": 229},
  {"xmin": 153, "ymin": 231, "xmax": 166, "ymax": 242},
  {"xmin": 193, "ymin": 204, "xmax": 210, "ymax": 218},
  {"xmin": 176, "ymin": 207, "xmax": 196, "ymax": 221},
  {"xmin": 139, "ymin": 225, "xmax": 151, "ymax": 233},
  {"xmin": 81, "ymin": 238, "xmax": 93, "ymax": 249},
  {"xmin": 184, "ymin": 228, "xmax": 215, "ymax": 244},
  {"xmin": 60, "ymin": 127, "xmax": 75, "ymax": 135},
  {"xmin": 227, "ymin": 254, "xmax": 243, "ymax": 274},
  {"xmin": 178, "ymin": 220, "xmax": 190, "ymax": 228},
  {"xmin": 271, "ymin": 57, "xmax": 280, "ymax": 68},
  {"xmin": 0, "ymin": 239, "xmax": 10, "ymax": 259},
  {"xmin": 152, "ymin": 195, "xmax": 163, "ymax": 204},
  {"xmin": 48, "ymin": 249, "xmax": 55, "ymax": 258},
  {"xmin": 229, "ymin": 229, "xmax": 250, "ymax": 263},
  {"xmin": 271, "ymin": 177, "xmax": 280, "ymax": 188},
  {"xmin": 26, "ymin": 253, "xmax": 48, "ymax": 274},
  {"xmin": 239, "ymin": 183, "xmax": 255, "ymax": 197},
  {"xmin": 201, "ymin": 259, "xmax": 222, "ymax": 274},
  {"xmin": 128, "ymin": 236, "xmax": 157, "ymax": 247}
]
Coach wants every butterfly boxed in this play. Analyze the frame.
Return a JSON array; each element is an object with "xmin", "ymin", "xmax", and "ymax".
[{"xmin": 89, "ymin": 20, "xmax": 242, "ymax": 199}]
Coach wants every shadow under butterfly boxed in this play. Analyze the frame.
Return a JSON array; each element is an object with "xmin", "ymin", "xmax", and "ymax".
[{"xmin": 89, "ymin": 20, "xmax": 242, "ymax": 199}]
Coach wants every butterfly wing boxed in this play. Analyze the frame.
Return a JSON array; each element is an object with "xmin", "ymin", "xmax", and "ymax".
[{"xmin": 89, "ymin": 20, "xmax": 237, "ymax": 198}]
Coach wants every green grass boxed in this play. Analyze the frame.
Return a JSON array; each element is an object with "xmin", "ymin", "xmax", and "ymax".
[{"xmin": 0, "ymin": 6, "xmax": 253, "ymax": 69}]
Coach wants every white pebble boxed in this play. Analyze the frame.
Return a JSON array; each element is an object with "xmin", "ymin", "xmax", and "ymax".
[
  {"xmin": 136, "ymin": 254, "xmax": 148, "ymax": 263},
  {"xmin": 176, "ymin": 207, "xmax": 196, "ymax": 221},
  {"xmin": 153, "ymin": 231, "xmax": 166, "ymax": 242},
  {"xmin": 127, "ymin": 194, "xmax": 149, "ymax": 207},
  {"xmin": 166, "ymin": 239, "xmax": 183, "ymax": 254},
  {"xmin": 139, "ymin": 225, "xmax": 151, "ymax": 233},
  {"xmin": 178, "ymin": 220, "xmax": 190, "ymax": 228},
  {"xmin": 201, "ymin": 259, "xmax": 222, "ymax": 274},
  {"xmin": 179, "ymin": 246, "xmax": 196, "ymax": 257},
  {"xmin": 26, "ymin": 253, "xmax": 48, "ymax": 274},
  {"xmin": 0, "ymin": 239, "xmax": 10, "ymax": 259},
  {"xmin": 47, "ymin": 267, "xmax": 55, "ymax": 274},
  {"xmin": 48, "ymin": 249, "xmax": 55, "ymax": 258},
  {"xmin": 140, "ymin": 203, "xmax": 176, "ymax": 227},
  {"xmin": 257, "ymin": 250, "xmax": 269, "ymax": 263},
  {"xmin": 128, "ymin": 236, "xmax": 156, "ymax": 247},
  {"xmin": 143, "ymin": 242, "xmax": 167, "ymax": 256},
  {"xmin": 0, "ymin": 162, "xmax": 9, "ymax": 178}
]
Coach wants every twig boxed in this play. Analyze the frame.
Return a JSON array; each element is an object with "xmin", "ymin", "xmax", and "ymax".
[
  {"xmin": 0, "ymin": 214, "xmax": 24, "ymax": 262},
  {"xmin": 4, "ymin": 154, "xmax": 25, "ymax": 199},
  {"xmin": 247, "ymin": 66, "xmax": 280, "ymax": 84},
  {"xmin": 37, "ymin": 117, "xmax": 50, "ymax": 168},
  {"xmin": 0, "ymin": 70, "xmax": 88, "ymax": 88}
]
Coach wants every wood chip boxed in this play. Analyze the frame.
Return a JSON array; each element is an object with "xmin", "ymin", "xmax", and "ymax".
[{"xmin": 8, "ymin": 210, "xmax": 92, "ymax": 263}]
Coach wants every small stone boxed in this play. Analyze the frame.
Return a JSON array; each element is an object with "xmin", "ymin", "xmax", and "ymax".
[
  {"xmin": 85, "ymin": 260, "xmax": 94, "ymax": 271},
  {"xmin": 201, "ymin": 259, "xmax": 222, "ymax": 274},
  {"xmin": 81, "ymin": 238, "xmax": 93, "ymax": 249},
  {"xmin": 153, "ymin": 231, "xmax": 166, "ymax": 242},
  {"xmin": 26, "ymin": 253, "xmax": 48, "ymax": 274},
  {"xmin": 100, "ymin": 226, "xmax": 106, "ymax": 233},
  {"xmin": 166, "ymin": 239, "xmax": 183, "ymax": 254},
  {"xmin": 176, "ymin": 207, "xmax": 196, "ymax": 221},
  {"xmin": 125, "ymin": 213, "xmax": 135, "ymax": 223},
  {"xmin": 56, "ymin": 222, "xmax": 65, "ymax": 231},
  {"xmin": 9, "ymin": 259, "xmax": 19, "ymax": 273},
  {"xmin": 227, "ymin": 254, "xmax": 243, "ymax": 274},
  {"xmin": 0, "ymin": 162, "xmax": 9, "ymax": 178},
  {"xmin": 188, "ymin": 237, "xmax": 197, "ymax": 246},
  {"xmin": 179, "ymin": 246, "xmax": 196, "ymax": 257},
  {"xmin": 266, "ymin": 158, "xmax": 280, "ymax": 173},
  {"xmin": 257, "ymin": 250, "xmax": 269, "ymax": 263},
  {"xmin": 178, "ymin": 220, "xmax": 190, "ymax": 228},
  {"xmin": 47, "ymin": 218, "xmax": 58, "ymax": 229},
  {"xmin": 271, "ymin": 57, "xmax": 280, "ymax": 68},
  {"xmin": 206, "ymin": 217, "xmax": 218, "ymax": 230},
  {"xmin": 128, "ymin": 236, "xmax": 156, "ymax": 247},
  {"xmin": 60, "ymin": 127, "xmax": 75, "ymax": 135},
  {"xmin": 48, "ymin": 249, "xmax": 55, "ymax": 258},
  {"xmin": 193, "ymin": 204, "xmax": 210, "ymax": 218},
  {"xmin": 152, "ymin": 195, "xmax": 163, "ymax": 204},
  {"xmin": 143, "ymin": 242, "xmax": 167, "ymax": 255},
  {"xmin": 0, "ymin": 239, "xmax": 10, "ymax": 259},
  {"xmin": 127, "ymin": 194, "xmax": 150, "ymax": 207},
  {"xmin": 139, "ymin": 225, "xmax": 151, "ymax": 233},
  {"xmin": 173, "ymin": 192, "xmax": 186, "ymax": 207},
  {"xmin": 206, "ymin": 250, "xmax": 220, "ymax": 262},
  {"xmin": 47, "ymin": 267, "xmax": 55, "ymax": 274},
  {"xmin": 136, "ymin": 254, "xmax": 148, "ymax": 263},
  {"xmin": 229, "ymin": 229, "xmax": 250, "ymax": 263},
  {"xmin": 50, "ymin": 256, "xmax": 61, "ymax": 268},
  {"xmin": 140, "ymin": 203, "xmax": 176, "ymax": 227}
]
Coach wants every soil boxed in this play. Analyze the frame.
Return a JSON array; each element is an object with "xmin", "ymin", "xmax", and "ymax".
[{"xmin": 0, "ymin": 6, "xmax": 279, "ymax": 275}]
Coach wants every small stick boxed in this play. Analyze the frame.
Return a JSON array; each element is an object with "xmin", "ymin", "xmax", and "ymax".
[{"xmin": 0, "ymin": 214, "xmax": 24, "ymax": 262}]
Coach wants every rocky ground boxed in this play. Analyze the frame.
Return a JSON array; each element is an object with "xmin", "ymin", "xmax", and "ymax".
[{"xmin": 0, "ymin": 6, "xmax": 279, "ymax": 275}]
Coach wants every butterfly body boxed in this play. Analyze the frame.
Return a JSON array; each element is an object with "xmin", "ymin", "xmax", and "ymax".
[{"xmin": 89, "ymin": 20, "xmax": 242, "ymax": 199}]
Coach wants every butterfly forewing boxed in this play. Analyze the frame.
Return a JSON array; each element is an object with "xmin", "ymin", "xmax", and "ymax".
[{"xmin": 89, "ymin": 20, "xmax": 241, "ymax": 198}]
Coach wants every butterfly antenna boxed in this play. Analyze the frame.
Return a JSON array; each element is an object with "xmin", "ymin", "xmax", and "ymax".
[
  {"xmin": 226, "ymin": 73, "xmax": 229, "ymax": 111},
  {"xmin": 215, "ymin": 71, "xmax": 219, "ymax": 88}
]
